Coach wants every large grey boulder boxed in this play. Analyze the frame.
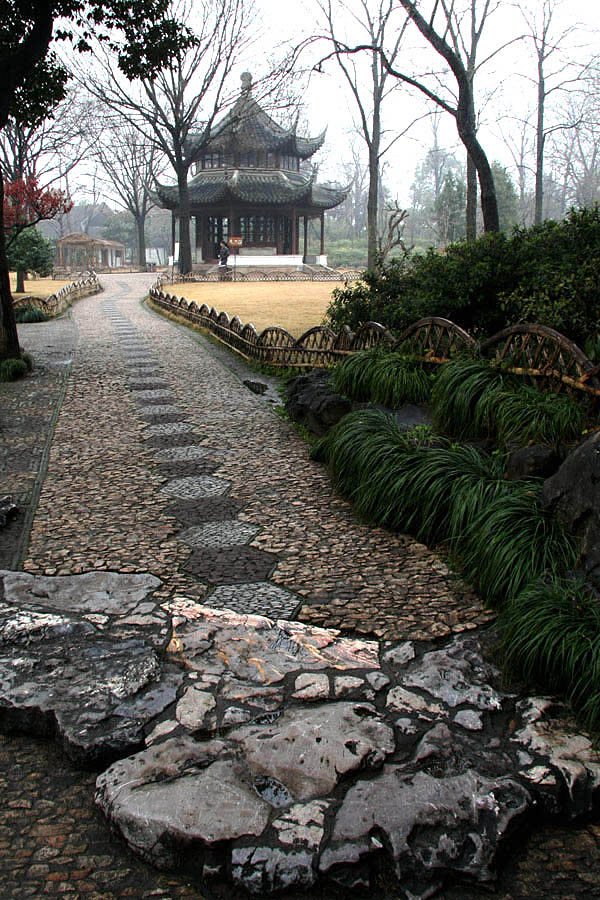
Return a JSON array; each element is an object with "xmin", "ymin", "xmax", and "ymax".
[
  {"xmin": 0, "ymin": 571, "xmax": 181, "ymax": 765},
  {"xmin": 285, "ymin": 370, "xmax": 351, "ymax": 435},
  {"xmin": 540, "ymin": 431, "xmax": 600, "ymax": 584}
]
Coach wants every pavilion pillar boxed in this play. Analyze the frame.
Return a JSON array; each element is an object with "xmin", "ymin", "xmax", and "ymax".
[
  {"xmin": 292, "ymin": 210, "xmax": 297, "ymax": 254},
  {"xmin": 303, "ymin": 216, "xmax": 308, "ymax": 262},
  {"xmin": 171, "ymin": 213, "xmax": 176, "ymax": 258},
  {"xmin": 320, "ymin": 212, "xmax": 325, "ymax": 256}
]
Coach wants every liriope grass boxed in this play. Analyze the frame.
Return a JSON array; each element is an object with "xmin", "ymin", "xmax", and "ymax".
[
  {"xmin": 495, "ymin": 386, "xmax": 585, "ymax": 448},
  {"xmin": 312, "ymin": 409, "xmax": 575, "ymax": 607},
  {"xmin": 331, "ymin": 349, "xmax": 432, "ymax": 407},
  {"xmin": 500, "ymin": 575, "xmax": 600, "ymax": 730},
  {"xmin": 432, "ymin": 355, "xmax": 517, "ymax": 440},
  {"xmin": 458, "ymin": 488, "xmax": 578, "ymax": 606}
]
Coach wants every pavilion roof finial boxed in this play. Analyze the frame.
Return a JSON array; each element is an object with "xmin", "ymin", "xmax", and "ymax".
[{"xmin": 240, "ymin": 71, "xmax": 253, "ymax": 94}]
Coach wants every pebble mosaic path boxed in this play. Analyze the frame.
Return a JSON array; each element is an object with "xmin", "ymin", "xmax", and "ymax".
[{"xmin": 0, "ymin": 273, "xmax": 598, "ymax": 899}]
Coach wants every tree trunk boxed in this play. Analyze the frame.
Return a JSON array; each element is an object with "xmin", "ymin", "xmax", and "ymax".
[
  {"xmin": 0, "ymin": 175, "xmax": 21, "ymax": 361},
  {"xmin": 466, "ymin": 153, "xmax": 477, "ymax": 241},
  {"xmin": 177, "ymin": 168, "xmax": 192, "ymax": 274},
  {"xmin": 136, "ymin": 216, "xmax": 147, "ymax": 268},
  {"xmin": 455, "ymin": 93, "xmax": 499, "ymax": 233},
  {"xmin": 367, "ymin": 143, "xmax": 379, "ymax": 270},
  {"xmin": 16, "ymin": 270, "xmax": 25, "ymax": 293},
  {"xmin": 535, "ymin": 58, "xmax": 545, "ymax": 226}
]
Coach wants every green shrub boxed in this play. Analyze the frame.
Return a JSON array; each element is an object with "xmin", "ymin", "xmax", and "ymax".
[
  {"xmin": 14, "ymin": 305, "xmax": 49, "ymax": 323},
  {"xmin": 324, "ymin": 206, "xmax": 600, "ymax": 346},
  {"xmin": 500, "ymin": 575, "xmax": 600, "ymax": 730},
  {"xmin": 0, "ymin": 357, "xmax": 28, "ymax": 381},
  {"xmin": 331, "ymin": 349, "xmax": 433, "ymax": 407}
]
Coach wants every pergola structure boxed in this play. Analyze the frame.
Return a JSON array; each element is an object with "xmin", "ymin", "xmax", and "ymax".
[
  {"xmin": 56, "ymin": 233, "xmax": 125, "ymax": 270},
  {"xmin": 156, "ymin": 73, "xmax": 347, "ymax": 267}
]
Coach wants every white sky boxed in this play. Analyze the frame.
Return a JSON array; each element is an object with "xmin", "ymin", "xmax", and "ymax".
[{"xmin": 246, "ymin": 0, "xmax": 600, "ymax": 205}]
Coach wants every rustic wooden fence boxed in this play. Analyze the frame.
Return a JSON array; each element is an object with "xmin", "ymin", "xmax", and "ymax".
[
  {"xmin": 149, "ymin": 281, "xmax": 600, "ymax": 399},
  {"xmin": 13, "ymin": 273, "xmax": 101, "ymax": 317}
]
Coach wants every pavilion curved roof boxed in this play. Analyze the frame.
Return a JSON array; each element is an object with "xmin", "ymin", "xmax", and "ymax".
[
  {"xmin": 186, "ymin": 74, "xmax": 326, "ymax": 161},
  {"xmin": 156, "ymin": 168, "xmax": 347, "ymax": 211}
]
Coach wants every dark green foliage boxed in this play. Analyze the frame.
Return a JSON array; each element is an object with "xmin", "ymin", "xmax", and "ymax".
[
  {"xmin": 312, "ymin": 409, "xmax": 577, "ymax": 608},
  {"xmin": 500, "ymin": 575, "xmax": 600, "ymax": 730},
  {"xmin": 324, "ymin": 207, "xmax": 600, "ymax": 346},
  {"xmin": 0, "ymin": 357, "xmax": 28, "ymax": 381},
  {"xmin": 459, "ymin": 489, "xmax": 578, "ymax": 606},
  {"xmin": 331, "ymin": 349, "xmax": 432, "ymax": 407},
  {"xmin": 14, "ymin": 306, "xmax": 49, "ymax": 323},
  {"xmin": 495, "ymin": 387, "xmax": 585, "ymax": 449},
  {"xmin": 432, "ymin": 355, "xmax": 586, "ymax": 448},
  {"xmin": 432, "ymin": 356, "xmax": 517, "ymax": 440},
  {"xmin": 7, "ymin": 228, "xmax": 54, "ymax": 281}
]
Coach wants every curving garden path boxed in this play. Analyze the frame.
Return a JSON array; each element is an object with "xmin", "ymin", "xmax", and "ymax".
[{"xmin": 0, "ymin": 274, "xmax": 598, "ymax": 899}]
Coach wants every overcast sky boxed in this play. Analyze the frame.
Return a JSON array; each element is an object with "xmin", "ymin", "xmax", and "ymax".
[{"xmin": 247, "ymin": 0, "xmax": 600, "ymax": 204}]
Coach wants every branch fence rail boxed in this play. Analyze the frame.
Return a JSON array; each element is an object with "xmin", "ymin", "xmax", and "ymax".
[
  {"xmin": 13, "ymin": 273, "xmax": 101, "ymax": 317},
  {"xmin": 149, "ymin": 277, "xmax": 600, "ymax": 401}
]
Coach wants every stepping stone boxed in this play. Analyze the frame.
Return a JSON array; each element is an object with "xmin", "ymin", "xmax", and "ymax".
[
  {"xmin": 132, "ymin": 390, "xmax": 176, "ymax": 402},
  {"xmin": 183, "ymin": 545, "xmax": 277, "ymax": 583},
  {"xmin": 155, "ymin": 460, "xmax": 220, "ymax": 478},
  {"xmin": 161, "ymin": 476, "xmax": 230, "ymax": 499},
  {"xmin": 167, "ymin": 497, "xmax": 243, "ymax": 525},
  {"xmin": 178, "ymin": 521, "xmax": 260, "ymax": 548},
  {"xmin": 208, "ymin": 581, "xmax": 299, "ymax": 617},
  {"xmin": 144, "ymin": 422, "xmax": 197, "ymax": 436},
  {"xmin": 144, "ymin": 433, "xmax": 201, "ymax": 448},
  {"xmin": 154, "ymin": 446, "xmax": 213, "ymax": 461},
  {"xmin": 137, "ymin": 404, "xmax": 183, "ymax": 418}
]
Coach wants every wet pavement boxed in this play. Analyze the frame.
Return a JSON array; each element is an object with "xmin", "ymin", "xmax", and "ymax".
[{"xmin": 0, "ymin": 273, "xmax": 598, "ymax": 899}]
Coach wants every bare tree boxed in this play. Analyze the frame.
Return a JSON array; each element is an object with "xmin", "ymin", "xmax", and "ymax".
[
  {"xmin": 0, "ymin": 89, "xmax": 92, "ymax": 185},
  {"xmin": 377, "ymin": 199, "xmax": 409, "ymax": 263},
  {"xmin": 393, "ymin": 0, "xmax": 506, "ymax": 234},
  {"xmin": 518, "ymin": 0, "xmax": 588, "ymax": 224},
  {"xmin": 94, "ymin": 119, "xmax": 162, "ymax": 267},
  {"xmin": 84, "ymin": 0, "xmax": 251, "ymax": 273},
  {"xmin": 315, "ymin": 0, "xmax": 410, "ymax": 268}
]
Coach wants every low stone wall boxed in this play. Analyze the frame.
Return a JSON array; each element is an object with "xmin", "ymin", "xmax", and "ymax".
[{"xmin": 13, "ymin": 273, "xmax": 101, "ymax": 317}]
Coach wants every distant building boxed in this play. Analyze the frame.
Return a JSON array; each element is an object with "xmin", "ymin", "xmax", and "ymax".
[
  {"xmin": 155, "ymin": 72, "xmax": 347, "ymax": 267},
  {"xmin": 56, "ymin": 233, "xmax": 125, "ymax": 269}
]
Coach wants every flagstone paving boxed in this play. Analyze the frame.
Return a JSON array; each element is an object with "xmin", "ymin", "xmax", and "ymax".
[{"xmin": 0, "ymin": 273, "xmax": 598, "ymax": 899}]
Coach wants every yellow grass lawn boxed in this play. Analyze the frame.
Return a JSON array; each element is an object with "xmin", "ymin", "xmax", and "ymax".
[
  {"xmin": 10, "ymin": 275, "xmax": 71, "ymax": 297},
  {"xmin": 169, "ymin": 281, "xmax": 338, "ymax": 337}
]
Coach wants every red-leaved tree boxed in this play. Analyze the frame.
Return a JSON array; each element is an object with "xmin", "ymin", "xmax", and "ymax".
[
  {"xmin": 3, "ymin": 175, "xmax": 72, "ymax": 294},
  {"xmin": 3, "ymin": 175, "xmax": 72, "ymax": 249}
]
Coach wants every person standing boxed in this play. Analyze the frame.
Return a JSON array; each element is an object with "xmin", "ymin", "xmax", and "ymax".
[{"xmin": 218, "ymin": 240, "xmax": 229, "ymax": 266}]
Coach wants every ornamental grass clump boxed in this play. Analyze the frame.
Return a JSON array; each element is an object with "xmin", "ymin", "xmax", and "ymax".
[
  {"xmin": 331, "ymin": 349, "xmax": 432, "ymax": 407},
  {"xmin": 495, "ymin": 386, "xmax": 585, "ymax": 449},
  {"xmin": 0, "ymin": 357, "xmax": 28, "ymax": 381},
  {"xmin": 500, "ymin": 575, "xmax": 600, "ymax": 731},
  {"xmin": 313, "ymin": 408, "xmax": 578, "ymax": 609},
  {"xmin": 432, "ymin": 355, "xmax": 517, "ymax": 440},
  {"xmin": 458, "ymin": 488, "xmax": 578, "ymax": 607},
  {"xmin": 14, "ymin": 305, "xmax": 48, "ymax": 323}
]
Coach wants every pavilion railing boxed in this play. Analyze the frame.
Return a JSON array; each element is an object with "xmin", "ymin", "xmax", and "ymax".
[
  {"xmin": 148, "ymin": 280, "xmax": 600, "ymax": 400},
  {"xmin": 157, "ymin": 267, "xmax": 364, "ymax": 284},
  {"xmin": 13, "ymin": 273, "xmax": 101, "ymax": 317}
]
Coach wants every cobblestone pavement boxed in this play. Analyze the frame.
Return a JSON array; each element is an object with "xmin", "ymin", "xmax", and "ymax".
[{"xmin": 0, "ymin": 273, "xmax": 598, "ymax": 899}]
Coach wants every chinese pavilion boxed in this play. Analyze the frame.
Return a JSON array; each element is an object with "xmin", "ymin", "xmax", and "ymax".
[{"xmin": 156, "ymin": 73, "xmax": 347, "ymax": 267}]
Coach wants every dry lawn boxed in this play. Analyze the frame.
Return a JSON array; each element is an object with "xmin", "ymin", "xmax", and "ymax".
[
  {"xmin": 10, "ymin": 275, "xmax": 71, "ymax": 297},
  {"xmin": 169, "ymin": 281, "xmax": 338, "ymax": 337}
]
